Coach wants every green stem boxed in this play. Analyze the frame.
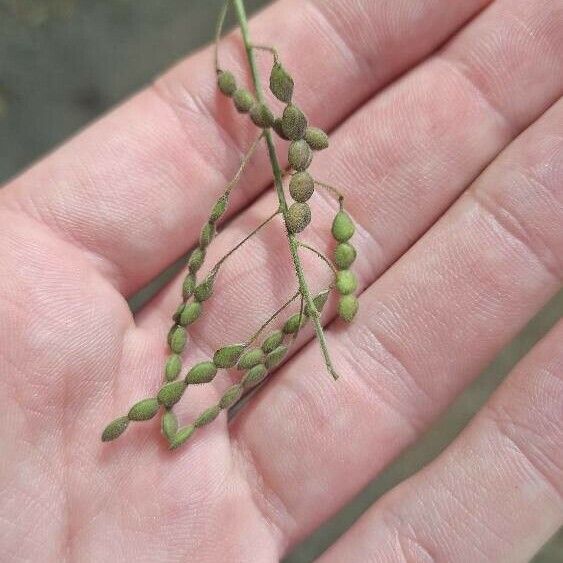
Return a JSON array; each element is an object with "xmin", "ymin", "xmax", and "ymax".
[{"xmin": 232, "ymin": 0, "xmax": 339, "ymax": 380}]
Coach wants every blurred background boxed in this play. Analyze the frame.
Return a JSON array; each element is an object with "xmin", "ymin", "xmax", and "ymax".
[{"xmin": 1, "ymin": 1, "xmax": 561, "ymax": 561}]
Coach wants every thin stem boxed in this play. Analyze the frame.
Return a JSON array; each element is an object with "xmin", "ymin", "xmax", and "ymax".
[
  {"xmin": 250, "ymin": 44, "xmax": 280, "ymax": 64},
  {"xmin": 297, "ymin": 241, "xmax": 338, "ymax": 279},
  {"xmin": 232, "ymin": 0, "xmax": 339, "ymax": 380},
  {"xmin": 224, "ymin": 132, "xmax": 264, "ymax": 197},
  {"xmin": 314, "ymin": 180, "xmax": 344, "ymax": 209},
  {"xmin": 214, "ymin": 1, "xmax": 231, "ymax": 72}
]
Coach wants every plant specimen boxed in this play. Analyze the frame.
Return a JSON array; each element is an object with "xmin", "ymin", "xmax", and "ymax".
[{"xmin": 102, "ymin": 0, "xmax": 359, "ymax": 450}]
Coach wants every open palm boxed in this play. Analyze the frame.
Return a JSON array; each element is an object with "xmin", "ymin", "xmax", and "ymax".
[{"xmin": 1, "ymin": 0, "xmax": 562, "ymax": 561}]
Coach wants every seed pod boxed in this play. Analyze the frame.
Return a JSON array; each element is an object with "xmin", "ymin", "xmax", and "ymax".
[
  {"xmin": 336, "ymin": 270, "xmax": 358, "ymax": 295},
  {"xmin": 338, "ymin": 294, "xmax": 359, "ymax": 322},
  {"xmin": 169, "ymin": 325, "xmax": 187, "ymax": 354},
  {"xmin": 162, "ymin": 409, "xmax": 178, "ymax": 442},
  {"xmin": 219, "ymin": 384, "xmax": 243, "ymax": 409},
  {"xmin": 127, "ymin": 398, "xmax": 160, "ymax": 421},
  {"xmin": 265, "ymin": 345, "xmax": 288, "ymax": 369},
  {"xmin": 233, "ymin": 88, "xmax": 255, "ymax": 113},
  {"xmin": 213, "ymin": 344, "xmax": 246, "ymax": 369},
  {"xmin": 185, "ymin": 361, "xmax": 217, "ymax": 384},
  {"xmin": 217, "ymin": 70, "xmax": 237, "ymax": 96},
  {"xmin": 237, "ymin": 347, "xmax": 265, "ymax": 370},
  {"xmin": 332, "ymin": 210, "xmax": 355, "ymax": 242},
  {"xmin": 242, "ymin": 364, "xmax": 268, "ymax": 388},
  {"xmin": 305, "ymin": 289, "xmax": 330, "ymax": 317},
  {"xmin": 288, "ymin": 140, "xmax": 313, "ymax": 172},
  {"xmin": 262, "ymin": 330, "xmax": 284, "ymax": 353},
  {"xmin": 183, "ymin": 273, "xmax": 197, "ymax": 300},
  {"xmin": 157, "ymin": 380, "xmax": 187, "ymax": 408},
  {"xmin": 304, "ymin": 127, "xmax": 329, "ymax": 151},
  {"xmin": 210, "ymin": 194, "xmax": 228, "ymax": 223},
  {"xmin": 269, "ymin": 62, "xmax": 294, "ymax": 103},
  {"xmin": 283, "ymin": 312, "xmax": 305, "ymax": 334},
  {"xmin": 199, "ymin": 222, "xmax": 215, "ymax": 250},
  {"xmin": 164, "ymin": 354, "xmax": 182, "ymax": 382},
  {"xmin": 282, "ymin": 104, "xmax": 307, "ymax": 140},
  {"xmin": 167, "ymin": 324, "xmax": 178, "ymax": 346},
  {"xmin": 194, "ymin": 405, "xmax": 221, "ymax": 427},
  {"xmin": 289, "ymin": 172, "xmax": 315, "ymax": 203},
  {"xmin": 273, "ymin": 118, "xmax": 289, "ymax": 141},
  {"xmin": 101, "ymin": 416, "xmax": 129, "ymax": 442},
  {"xmin": 179, "ymin": 302, "xmax": 202, "ymax": 327},
  {"xmin": 286, "ymin": 202, "xmax": 312, "ymax": 234},
  {"xmin": 334, "ymin": 242, "xmax": 357, "ymax": 270},
  {"xmin": 172, "ymin": 303, "xmax": 185, "ymax": 323},
  {"xmin": 194, "ymin": 272, "xmax": 216, "ymax": 302},
  {"xmin": 250, "ymin": 102, "xmax": 275, "ymax": 128},
  {"xmin": 170, "ymin": 425, "xmax": 196, "ymax": 449},
  {"xmin": 188, "ymin": 247, "xmax": 205, "ymax": 274}
]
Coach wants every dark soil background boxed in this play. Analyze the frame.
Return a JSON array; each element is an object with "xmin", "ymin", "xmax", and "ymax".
[{"xmin": 1, "ymin": 1, "xmax": 560, "ymax": 560}]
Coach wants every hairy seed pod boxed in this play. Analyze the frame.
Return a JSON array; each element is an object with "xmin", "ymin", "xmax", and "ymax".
[
  {"xmin": 250, "ymin": 102, "xmax": 275, "ymax": 128},
  {"xmin": 219, "ymin": 384, "xmax": 243, "ymax": 409},
  {"xmin": 217, "ymin": 70, "xmax": 237, "ymax": 96},
  {"xmin": 233, "ymin": 88, "xmax": 255, "ymax": 113},
  {"xmin": 289, "ymin": 171, "xmax": 315, "ymax": 203},
  {"xmin": 336, "ymin": 270, "xmax": 358, "ymax": 295},
  {"xmin": 199, "ymin": 222, "xmax": 215, "ymax": 250},
  {"xmin": 179, "ymin": 302, "xmax": 202, "ymax": 327},
  {"xmin": 338, "ymin": 294, "xmax": 359, "ymax": 322},
  {"xmin": 162, "ymin": 409, "xmax": 178, "ymax": 442},
  {"xmin": 194, "ymin": 272, "xmax": 216, "ymax": 302},
  {"xmin": 283, "ymin": 312, "xmax": 305, "ymax": 334},
  {"xmin": 332, "ymin": 210, "xmax": 355, "ymax": 242},
  {"xmin": 157, "ymin": 380, "xmax": 187, "ymax": 408},
  {"xmin": 288, "ymin": 140, "xmax": 313, "ymax": 172},
  {"xmin": 210, "ymin": 194, "xmax": 228, "ymax": 223},
  {"xmin": 305, "ymin": 289, "xmax": 330, "ymax": 317},
  {"xmin": 183, "ymin": 273, "xmax": 197, "ymax": 300},
  {"xmin": 188, "ymin": 247, "xmax": 205, "ymax": 274},
  {"xmin": 269, "ymin": 62, "xmax": 294, "ymax": 103},
  {"xmin": 170, "ymin": 425, "xmax": 195, "ymax": 449},
  {"xmin": 186, "ymin": 361, "xmax": 217, "ymax": 384},
  {"xmin": 282, "ymin": 104, "xmax": 307, "ymax": 140},
  {"xmin": 128, "ymin": 398, "xmax": 160, "ymax": 421},
  {"xmin": 273, "ymin": 118, "xmax": 289, "ymax": 141},
  {"xmin": 334, "ymin": 242, "xmax": 357, "ymax": 270},
  {"xmin": 242, "ymin": 363, "xmax": 268, "ymax": 388},
  {"xmin": 237, "ymin": 347, "xmax": 265, "ymax": 370},
  {"xmin": 262, "ymin": 330, "xmax": 284, "ymax": 353},
  {"xmin": 167, "ymin": 324, "xmax": 178, "ymax": 346},
  {"xmin": 194, "ymin": 405, "xmax": 221, "ymax": 427},
  {"xmin": 304, "ymin": 127, "xmax": 329, "ymax": 150},
  {"xmin": 286, "ymin": 202, "xmax": 312, "ymax": 234},
  {"xmin": 213, "ymin": 344, "xmax": 246, "ymax": 369},
  {"xmin": 169, "ymin": 325, "xmax": 187, "ymax": 354},
  {"xmin": 101, "ymin": 416, "xmax": 129, "ymax": 442},
  {"xmin": 165, "ymin": 354, "xmax": 182, "ymax": 382},
  {"xmin": 265, "ymin": 345, "xmax": 288, "ymax": 369}
]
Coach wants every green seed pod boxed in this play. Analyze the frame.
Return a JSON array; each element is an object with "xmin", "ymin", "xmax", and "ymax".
[
  {"xmin": 283, "ymin": 312, "xmax": 305, "ymax": 334},
  {"xmin": 289, "ymin": 172, "xmax": 315, "ymax": 203},
  {"xmin": 157, "ymin": 380, "xmax": 187, "ymax": 408},
  {"xmin": 305, "ymin": 289, "xmax": 330, "ymax": 317},
  {"xmin": 194, "ymin": 272, "xmax": 216, "ymax": 302},
  {"xmin": 288, "ymin": 140, "xmax": 313, "ymax": 172},
  {"xmin": 210, "ymin": 194, "xmax": 228, "ymax": 223},
  {"xmin": 334, "ymin": 242, "xmax": 357, "ymax": 270},
  {"xmin": 179, "ymin": 302, "xmax": 202, "ymax": 327},
  {"xmin": 273, "ymin": 117, "xmax": 289, "ymax": 141},
  {"xmin": 282, "ymin": 104, "xmax": 307, "ymax": 140},
  {"xmin": 182, "ymin": 273, "xmax": 197, "ymax": 300},
  {"xmin": 199, "ymin": 222, "xmax": 215, "ymax": 250},
  {"xmin": 265, "ymin": 345, "xmax": 288, "ymax": 369},
  {"xmin": 101, "ymin": 416, "xmax": 129, "ymax": 442},
  {"xmin": 169, "ymin": 325, "xmax": 187, "ymax": 354},
  {"xmin": 237, "ymin": 347, "xmax": 265, "ymax": 370},
  {"xmin": 213, "ymin": 344, "xmax": 246, "ymax": 369},
  {"xmin": 269, "ymin": 62, "xmax": 294, "ymax": 103},
  {"xmin": 127, "ymin": 398, "xmax": 160, "ymax": 421},
  {"xmin": 262, "ymin": 330, "xmax": 284, "ymax": 353},
  {"xmin": 162, "ymin": 409, "xmax": 179, "ymax": 442},
  {"xmin": 188, "ymin": 247, "xmax": 205, "ymax": 274},
  {"xmin": 242, "ymin": 364, "xmax": 268, "ymax": 388},
  {"xmin": 169, "ymin": 425, "xmax": 196, "ymax": 449},
  {"xmin": 185, "ymin": 361, "xmax": 217, "ymax": 384},
  {"xmin": 332, "ymin": 210, "xmax": 355, "ymax": 242},
  {"xmin": 250, "ymin": 102, "xmax": 275, "ymax": 129},
  {"xmin": 336, "ymin": 270, "xmax": 358, "ymax": 295},
  {"xmin": 164, "ymin": 354, "xmax": 182, "ymax": 382},
  {"xmin": 338, "ymin": 294, "xmax": 359, "ymax": 323},
  {"xmin": 194, "ymin": 405, "xmax": 221, "ymax": 427},
  {"xmin": 233, "ymin": 88, "xmax": 255, "ymax": 113},
  {"xmin": 167, "ymin": 324, "xmax": 177, "ymax": 346},
  {"xmin": 217, "ymin": 70, "xmax": 237, "ymax": 96},
  {"xmin": 304, "ymin": 127, "xmax": 329, "ymax": 151},
  {"xmin": 219, "ymin": 384, "xmax": 243, "ymax": 409},
  {"xmin": 286, "ymin": 202, "xmax": 312, "ymax": 234}
]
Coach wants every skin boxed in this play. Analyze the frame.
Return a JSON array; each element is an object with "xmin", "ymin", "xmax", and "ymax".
[{"xmin": 0, "ymin": 0, "xmax": 561, "ymax": 561}]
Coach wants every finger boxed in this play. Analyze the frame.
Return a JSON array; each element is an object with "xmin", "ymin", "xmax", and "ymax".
[
  {"xmin": 319, "ymin": 320, "xmax": 563, "ymax": 563},
  {"xmin": 230, "ymin": 95, "xmax": 563, "ymax": 555},
  {"xmin": 0, "ymin": 0, "xmax": 489, "ymax": 297}
]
